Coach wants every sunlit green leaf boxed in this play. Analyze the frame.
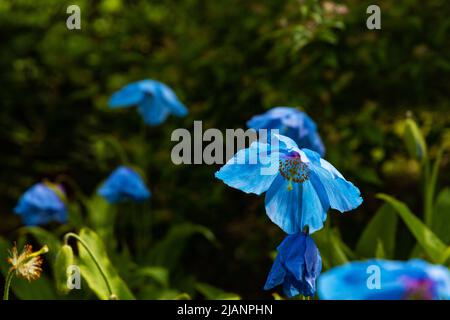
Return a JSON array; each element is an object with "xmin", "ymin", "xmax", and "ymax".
[
  {"xmin": 432, "ymin": 188, "xmax": 450, "ymax": 244},
  {"xmin": 147, "ymin": 223, "xmax": 217, "ymax": 270},
  {"xmin": 356, "ymin": 203, "xmax": 397, "ymax": 259},
  {"xmin": 54, "ymin": 245, "xmax": 74, "ymax": 294},
  {"xmin": 135, "ymin": 266, "xmax": 169, "ymax": 288},
  {"xmin": 377, "ymin": 194, "xmax": 448, "ymax": 264},
  {"xmin": 195, "ymin": 282, "xmax": 241, "ymax": 300},
  {"xmin": 76, "ymin": 228, "xmax": 134, "ymax": 300}
]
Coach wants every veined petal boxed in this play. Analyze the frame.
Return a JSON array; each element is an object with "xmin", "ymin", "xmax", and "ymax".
[
  {"xmin": 301, "ymin": 148, "xmax": 322, "ymax": 165},
  {"xmin": 319, "ymin": 158, "xmax": 344, "ymax": 179},
  {"xmin": 282, "ymin": 234, "xmax": 306, "ymax": 281},
  {"xmin": 304, "ymin": 236, "xmax": 322, "ymax": 291},
  {"xmin": 271, "ymin": 134, "xmax": 300, "ymax": 154},
  {"xmin": 311, "ymin": 164, "xmax": 362, "ymax": 212},
  {"xmin": 301, "ymin": 180, "xmax": 328, "ymax": 234},
  {"xmin": 264, "ymin": 175, "xmax": 302, "ymax": 234},
  {"xmin": 215, "ymin": 142, "xmax": 279, "ymax": 195}
]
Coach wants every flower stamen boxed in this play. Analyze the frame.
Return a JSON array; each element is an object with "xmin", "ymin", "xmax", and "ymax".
[
  {"xmin": 8, "ymin": 244, "xmax": 48, "ymax": 282},
  {"xmin": 279, "ymin": 152, "xmax": 310, "ymax": 190}
]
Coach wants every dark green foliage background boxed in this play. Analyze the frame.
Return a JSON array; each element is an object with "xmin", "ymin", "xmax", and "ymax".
[{"xmin": 0, "ymin": 0, "xmax": 449, "ymax": 298}]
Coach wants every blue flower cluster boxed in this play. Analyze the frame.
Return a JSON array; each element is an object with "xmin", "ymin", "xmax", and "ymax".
[
  {"xmin": 14, "ymin": 79, "xmax": 183, "ymax": 226},
  {"xmin": 247, "ymin": 107, "xmax": 325, "ymax": 156},
  {"xmin": 216, "ymin": 107, "xmax": 363, "ymax": 297},
  {"xmin": 11, "ymin": 79, "xmax": 449, "ymax": 300}
]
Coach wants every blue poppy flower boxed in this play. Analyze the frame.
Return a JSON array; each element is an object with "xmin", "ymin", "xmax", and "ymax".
[
  {"xmin": 265, "ymin": 233, "xmax": 322, "ymax": 297},
  {"xmin": 247, "ymin": 107, "xmax": 325, "ymax": 156},
  {"xmin": 98, "ymin": 166, "xmax": 151, "ymax": 204},
  {"xmin": 318, "ymin": 259, "xmax": 450, "ymax": 300},
  {"xmin": 14, "ymin": 183, "xmax": 67, "ymax": 226},
  {"xmin": 108, "ymin": 79, "xmax": 188, "ymax": 126},
  {"xmin": 215, "ymin": 134, "xmax": 362, "ymax": 234}
]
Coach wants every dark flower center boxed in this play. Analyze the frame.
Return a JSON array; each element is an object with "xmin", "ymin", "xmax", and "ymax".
[
  {"xmin": 403, "ymin": 278, "xmax": 435, "ymax": 300},
  {"xmin": 279, "ymin": 151, "xmax": 310, "ymax": 190}
]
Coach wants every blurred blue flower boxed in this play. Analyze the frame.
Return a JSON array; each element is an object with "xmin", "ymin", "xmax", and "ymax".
[
  {"xmin": 247, "ymin": 107, "xmax": 325, "ymax": 156},
  {"xmin": 98, "ymin": 166, "xmax": 151, "ymax": 204},
  {"xmin": 318, "ymin": 259, "xmax": 450, "ymax": 300},
  {"xmin": 265, "ymin": 233, "xmax": 322, "ymax": 297},
  {"xmin": 215, "ymin": 134, "xmax": 362, "ymax": 234},
  {"xmin": 14, "ymin": 183, "xmax": 67, "ymax": 226},
  {"xmin": 108, "ymin": 79, "xmax": 188, "ymax": 126}
]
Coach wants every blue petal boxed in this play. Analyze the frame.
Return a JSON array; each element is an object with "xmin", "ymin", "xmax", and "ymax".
[
  {"xmin": 304, "ymin": 236, "xmax": 322, "ymax": 292},
  {"xmin": 215, "ymin": 142, "xmax": 279, "ymax": 195},
  {"xmin": 14, "ymin": 183, "xmax": 67, "ymax": 226},
  {"xmin": 282, "ymin": 274, "xmax": 302, "ymax": 297},
  {"xmin": 137, "ymin": 97, "xmax": 171, "ymax": 126},
  {"xmin": 247, "ymin": 115, "xmax": 280, "ymax": 131},
  {"xmin": 271, "ymin": 134, "xmax": 300, "ymax": 154},
  {"xmin": 301, "ymin": 180, "xmax": 328, "ymax": 234},
  {"xmin": 247, "ymin": 107, "xmax": 326, "ymax": 156},
  {"xmin": 264, "ymin": 175, "xmax": 302, "ymax": 234},
  {"xmin": 318, "ymin": 259, "xmax": 449, "ymax": 300},
  {"xmin": 98, "ymin": 166, "xmax": 151, "ymax": 204},
  {"xmin": 264, "ymin": 255, "xmax": 286, "ymax": 290},
  {"xmin": 312, "ymin": 164, "xmax": 362, "ymax": 213},
  {"xmin": 280, "ymin": 234, "xmax": 307, "ymax": 281},
  {"xmin": 108, "ymin": 82, "xmax": 145, "ymax": 108},
  {"xmin": 158, "ymin": 82, "xmax": 188, "ymax": 117}
]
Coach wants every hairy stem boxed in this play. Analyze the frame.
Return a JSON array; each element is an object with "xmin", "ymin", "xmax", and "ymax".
[{"xmin": 3, "ymin": 270, "xmax": 14, "ymax": 300}]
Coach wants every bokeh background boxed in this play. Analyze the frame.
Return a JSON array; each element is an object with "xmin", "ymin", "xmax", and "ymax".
[{"xmin": 0, "ymin": 0, "xmax": 449, "ymax": 299}]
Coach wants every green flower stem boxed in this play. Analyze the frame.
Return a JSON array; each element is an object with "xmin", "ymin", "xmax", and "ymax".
[
  {"xmin": 3, "ymin": 270, "xmax": 14, "ymax": 300},
  {"xmin": 64, "ymin": 232, "xmax": 115, "ymax": 299}
]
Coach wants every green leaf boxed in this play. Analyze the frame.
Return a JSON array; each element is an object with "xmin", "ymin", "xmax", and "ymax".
[
  {"xmin": 356, "ymin": 203, "xmax": 397, "ymax": 259},
  {"xmin": 313, "ymin": 227, "xmax": 348, "ymax": 269},
  {"xmin": 147, "ymin": 223, "xmax": 217, "ymax": 270},
  {"xmin": 403, "ymin": 117, "xmax": 427, "ymax": 162},
  {"xmin": 0, "ymin": 237, "xmax": 58, "ymax": 300},
  {"xmin": 135, "ymin": 266, "xmax": 169, "ymax": 288},
  {"xmin": 375, "ymin": 240, "xmax": 386, "ymax": 259},
  {"xmin": 195, "ymin": 282, "xmax": 241, "ymax": 300},
  {"xmin": 75, "ymin": 228, "xmax": 135, "ymax": 300},
  {"xmin": 432, "ymin": 188, "xmax": 450, "ymax": 244},
  {"xmin": 377, "ymin": 194, "xmax": 448, "ymax": 264},
  {"xmin": 54, "ymin": 245, "xmax": 74, "ymax": 294}
]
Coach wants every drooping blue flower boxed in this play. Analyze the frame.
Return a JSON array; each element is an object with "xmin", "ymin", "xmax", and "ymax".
[
  {"xmin": 98, "ymin": 166, "xmax": 151, "ymax": 204},
  {"xmin": 318, "ymin": 259, "xmax": 450, "ymax": 300},
  {"xmin": 14, "ymin": 183, "xmax": 67, "ymax": 226},
  {"xmin": 108, "ymin": 79, "xmax": 188, "ymax": 126},
  {"xmin": 215, "ymin": 134, "xmax": 362, "ymax": 234},
  {"xmin": 265, "ymin": 233, "xmax": 322, "ymax": 297},
  {"xmin": 247, "ymin": 107, "xmax": 325, "ymax": 156}
]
